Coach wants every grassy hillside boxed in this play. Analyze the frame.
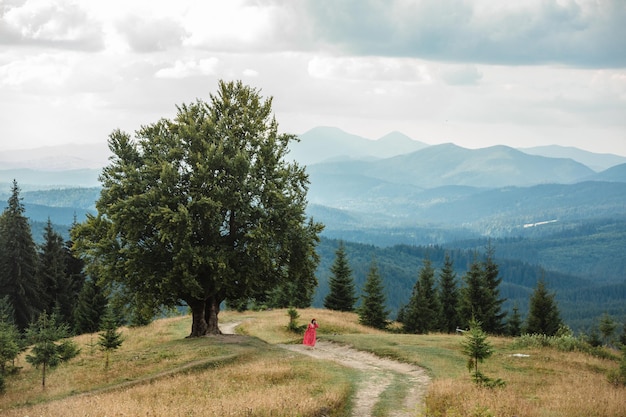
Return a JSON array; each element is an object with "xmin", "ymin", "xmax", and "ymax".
[{"xmin": 2, "ymin": 309, "xmax": 624, "ymax": 417}]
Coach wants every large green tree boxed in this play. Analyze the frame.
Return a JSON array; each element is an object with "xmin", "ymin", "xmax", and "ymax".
[
  {"xmin": 73, "ymin": 80, "xmax": 323, "ymax": 337},
  {"xmin": 0, "ymin": 180, "xmax": 40, "ymax": 331},
  {"xmin": 324, "ymin": 242, "xmax": 357, "ymax": 312}
]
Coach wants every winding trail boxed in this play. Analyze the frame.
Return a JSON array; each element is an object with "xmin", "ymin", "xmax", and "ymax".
[{"xmin": 222, "ymin": 322, "xmax": 431, "ymax": 417}]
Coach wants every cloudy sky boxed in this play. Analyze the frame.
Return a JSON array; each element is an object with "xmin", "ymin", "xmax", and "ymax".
[{"xmin": 1, "ymin": 0, "xmax": 625, "ymax": 156}]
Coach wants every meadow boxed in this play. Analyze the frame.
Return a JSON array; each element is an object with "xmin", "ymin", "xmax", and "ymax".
[{"xmin": 1, "ymin": 308, "xmax": 624, "ymax": 417}]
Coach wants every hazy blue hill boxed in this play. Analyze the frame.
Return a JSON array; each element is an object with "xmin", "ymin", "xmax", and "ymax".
[
  {"xmin": 0, "ymin": 168, "xmax": 101, "ymax": 188},
  {"xmin": 590, "ymin": 163, "xmax": 626, "ymax": 182},
  {"xmin": 24, "ymin": 203, "xmax": 93, "ymax": 226},
  {"xmin": 289, "ymin": 126, "xmax": 427, "ymax": 165},
  {"xmin": 520, "ymin": 144, "xmax": 626, "ymax": 171},
  {"xmin": 22, "ymin": 187, "xmax": 101, "ymax": 210},
  {"xmin": 307, "ymin": 143, "xmax": 595, "ymax": 189}
]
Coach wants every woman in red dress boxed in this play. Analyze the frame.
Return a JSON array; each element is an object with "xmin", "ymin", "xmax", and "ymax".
[{"xmin": 302, "ymin": 318, "xmax": 319, "ymax": 347}]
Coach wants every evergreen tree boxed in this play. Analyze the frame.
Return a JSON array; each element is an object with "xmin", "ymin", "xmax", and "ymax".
[
  {"xmin": 73, "ymin": 277, "xmax": 108, "ymax": 334},
  {"xmin": 25, "ymin": 311, "xmax": 80, "ymax": 387},
  {"xmin": 358, "ymin": 261, "xmax": 389, "ymax": 329},
  {"xmin": 598, "ymin": 313, "xmax": 618, "ymax": 346},
  {"xmin": 461, "ymin": 318, "xmax": 503, "ymax": 387},
  {"xmin": 64, "ymin": 219, "xmax": 87, "ymax": 330},
  {"xmin": 458, "ymin": 254, "xmax": 489, "ymax": 330},
  {"xmin": 0, "ymin": 180, "xmax": 41, "ymax": 331},
  {"xmin": 39, "ymin": 219, "xmax": 73, "ymax": 325},
  {"xmin": 461, "ymin": 319, "xmax": 493, "ymax": 377},
  {"xmin": 98, "ymin": 307, "xmax": 124, "ymax": 371},
  {"xmin": 438, "ymin": 253, "xmax": 459, "ymax": 333},
  {"xmin": 506, "ymin": 303, "xmax": 523, "ymax": 337},
  {"xmin": 324, "ymin": 242, "xmax": 357, "ymax": 312},
  {"xmin": 482, "ymin": 243, "xmax": 507, "ymax": 334},
  {"xmin": 0, "ymin": 296, "xmax": 21, "ymax": 375},
  {"xmin": 404, "ymin": 258, "xmax": 439, "ymax": 334},
  {"xmin": 524, "ymin": 277, "xmax": 562, "ymax": 336}
]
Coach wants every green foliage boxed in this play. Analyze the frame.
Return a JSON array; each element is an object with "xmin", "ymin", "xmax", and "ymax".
[
  {"xmin": 25, "ymin": 311, "xmax": 80, "ymax": 387},
  {"xmin": 73, "ymin": 277, "xmax": 108, "ymax": 334},
  {"xmin": 404, "ymin": 258, "xmax": 439, "ymax": 334},
  {"xmin": 607, "ymin": 346, "xmax": 626, "ymax": 386},
  {"xmin": 482, "ymin": 243, "xmax": 507, "ymax": 334},
  {"xmin": 73, "ymin": 80, "xmax": 322, "ymax": 337},
  {"xmin": 0, "ymin": 180, "xmax": 41, "ymax": 331},
  {"xmin": 457, "ymin": 247, "xmax": 506, "ymax": 334},
  {"xmin": 324, "ymin": 242, "xmax": 357, "ymax": 312},
  {"xmin": 39, "ymin": 219, "xmax": 74, "ymax": 324},
  {"xmin": 0, "ymin": 320, "xmax": 21, "ymax": 375},
  {"xmin": 513, "ymin": 330, "xmax": 619, "ymax": 360},
  {"xmin": 357, "ymin": 261, "xmax": 389, "ymax": 329},
  {"xmin": 506, "ymin": 303, "xmax": 523, "ymax": 337},
  {"xmin": 598, "ymin": 313, "xmax": 618, "ymax": 346},
  {"xmin": 524, "ymin": 277, "xmax": 563, "ymax": 336},
  {"xmin": 461, "ymin": 319, "xmax": 503, "ymax": 387},
  {"xmin": 438, "ymin": 252, "xmax": 459, "ymax": 334},
  {"xmin": 98, "ymin": 307, "xmax": 124, "ymax": 371},
  {"xmin": 286, "ymin": 307, "xmax": 305, "ymax": 333},
  {"xmin": 0, "ymin": 295, "xmax": 21, "ymax": 377}
]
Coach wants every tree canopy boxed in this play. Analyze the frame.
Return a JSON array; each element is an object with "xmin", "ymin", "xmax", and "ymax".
[{"xmin": 72, "ymin": 80, "xmax": 323, "ymax": 337}]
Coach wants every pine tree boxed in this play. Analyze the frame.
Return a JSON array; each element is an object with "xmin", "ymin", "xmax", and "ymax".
[
  {"xmin": 438, "ymin": 253, "xmax": 459, "ymax": 334},
  {"xmin": 482, "ymin": 243, "xmax": 507, "ymax": 334},
  {"xmin": 506, "ymin": 303, "xmax": 523, "ymax": 337},
  {"xmin": 598, "ymin": 313, "xmax": 618, "ymax": 347},
  {"xmin": 460, "ymin": 318, "xmax": 503, "ymax": 387},
  {"xmin": 25, "ymin": 311, "xmax": 80, "ymax": 388},
  {"xmin": 64, "ymin": 219, "xmax": 87, "ymax": 330},
  {"xmin": 404, "ymin": 258, "xmax": 439, "ymax": 334},
  {"xmin": 98, "ymin": 307, "xmax": 124, "ymax": 371},
  {"xmin": 73, "ymin": 278, "xmax": 108, "ymax": 334},
  {"xmin": 524, "ymin": 277, "xmax": 562, "ymax": 336},
  {"xmin": 0, "ymin": 296, "xmax": 21, "ymax": 375},
  {"xmin": 358, "ymin": 261, "xmax": 389, "ymax": 329},
  {"xmin": 458, "ymin": 254, "xmax": 488, "ymax": 330},
  {"xmin": 0, "ymin": 180, "xmax": 41, "ymax": 331},
  {"xmin": 39, "ymin": 219, "xmax": 73, "ymax": 324},
  {"xmin": 324, "ymin": 242, "xmax": 357, "ymax": 312}
]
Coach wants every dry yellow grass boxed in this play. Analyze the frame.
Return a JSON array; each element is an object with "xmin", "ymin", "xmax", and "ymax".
[
  {"xmin": 231, "ymin": 308, "xmax": 385, "ymax": 344},
  {"xmin": 2, "ymin": 349, "xmax": 351, "ymax": 417},
  {"xmin": 421, "ymin": 346, "xmax": 626, "ymax": 417},
  {"xmin": 2, "ymin": 309, "xmax": 624, "ymax": 417}
]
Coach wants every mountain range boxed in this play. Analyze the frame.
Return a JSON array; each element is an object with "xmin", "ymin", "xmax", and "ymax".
[{"xmin": 1, "ymin": 126, "xmax": 625, "ymax": 329}]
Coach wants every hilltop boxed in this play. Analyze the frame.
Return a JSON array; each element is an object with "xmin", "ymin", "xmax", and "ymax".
[{"xmin": 1, "ymin": 309, "xmax": 624, "ymax": 417}]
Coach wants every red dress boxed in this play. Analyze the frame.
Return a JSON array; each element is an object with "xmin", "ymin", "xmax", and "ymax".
[{"xmin": 303, "ymin": 322, "xmax": 319, "ymax": 346}]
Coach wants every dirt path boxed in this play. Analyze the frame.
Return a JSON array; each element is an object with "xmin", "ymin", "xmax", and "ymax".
[{"xmin": 222, "ymin": 322, "xmax": 431, "ymax": 417}]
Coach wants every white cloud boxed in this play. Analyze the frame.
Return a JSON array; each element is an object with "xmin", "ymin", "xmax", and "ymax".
[
  {"xmin": 155, "ymin": 58, "xmax": 220, "ymax": 79},
  {"xmin": 308, "ymin": 56, "xmax": 431, "ymax": 83},
  {"xmin": 0, "ymin": 0, "xmax": 103, "ymax": 50}
]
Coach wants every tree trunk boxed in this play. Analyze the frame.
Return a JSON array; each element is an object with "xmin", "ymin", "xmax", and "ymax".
[
  {"xmin": 188, "ymin": 299, "xmax": 208, "ymax": 337},
  {"xmin": 205, "ymin": 295, "xmax": 221, "ymax": 335}
]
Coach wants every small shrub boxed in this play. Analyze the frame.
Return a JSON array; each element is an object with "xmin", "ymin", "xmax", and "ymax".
[
  {"xmin": 286, "ymin": 307, "xmax": 306, "ymax": 333},
  {"xmin": 607, "ymin": 346, "xmax": 626, "ymax": 386}
]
